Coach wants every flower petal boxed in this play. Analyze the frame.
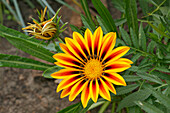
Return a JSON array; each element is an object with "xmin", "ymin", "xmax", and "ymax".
[
  {"xmin": 90, "ymin": 79, "xmax": 99, "ymax": 103},
  {"xmin": 57, "ymin": 75, "xmax": 84, "ymax": 92},
  {"xmin": 105, "ymin": 62, "xmax": 131, "ymax": 72},
  {"xmin": 100, "ymin": 32, "xmax": 116, "ymax": 60},
  {"xmin": 59, "ymin": 43, "xmax": 75, "ymax": 57},
  {"xmin": 53, "ymin": 53, "xmax": 83, "ymax": 68},
  {"xmin": 81, "ymin": 81, "xmax": 90, "ymax": 108},
  {"xmin": 73, "ymin": 32, "xmax": 90, "ymax": 57},
  {"xmin": 102, "ymin": 73, "xmax": 126, "ymax": 86},
  {"xmin": 117, "ymin": 58, "xmax": 133, "ymax": 64},
  {"xmin": 54, "ymin": 62, "xmax": 83, "ymax": 70},
  {"xmin": 65, "ymin": 38, "xmax": 87, "ymax": 62},
  {"xmin": 103, "ymin": 46, "xmax": 130, "ymax": 65},
  {"xmin": 101, "ymin": 77, "xmax": 116, "ymax": 94},
  {"xmin": 51, "ymin": 68, "xmax": 80, "ymax": 79},
  {"xmin": 85, "ymin": 28, "xmax": 93, "ymax": 55},
  {"xmin": 93, "ymin": 27, "xmax": 103, "ymax": 56},
  {"xmin": 60, "ymin": 85, "xmax": 73, "ymax": 98},
  {"xmin": 69, "ymin": 79, "xmax": 88, "ymax": 101},
  {"xmin": 99, "ymin": 78, "xmax": 111, "ymax": 101}
]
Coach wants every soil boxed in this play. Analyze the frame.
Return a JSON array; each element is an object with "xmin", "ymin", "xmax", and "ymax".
[{"xmin": 0, "ymin": 0, "xmax": 121, "ymax": 113}]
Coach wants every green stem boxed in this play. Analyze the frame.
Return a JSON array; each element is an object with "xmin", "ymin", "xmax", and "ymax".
[
  {"xmin": 154, "ymin": 84, "xmax": 168, "ymax": 90},
  {"xmin": 111, "ymin": 102, "xmax": 116, "ymax": 113},
  {"xmin": 138, "ymin": 80, "xmax": 146, "ymax": 92}
]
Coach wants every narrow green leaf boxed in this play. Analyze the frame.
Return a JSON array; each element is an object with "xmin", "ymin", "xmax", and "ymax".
[
  {"xmin": 55, "ymin": 0, "xmax": 80, "ymax": 14},
  {"xmin": 70, "ymin": 24, "xmax": 83, "ymax": 35},
  {"xmin": 155, "ymin": 66, "xmax": 170, "ymax": 73},
  {"xmin": 137, "ymin": 72, "xmax": 163, "ymax": 84},
  {"xmin": 81, "ymin": 14, "xmax": 95, "ymax": 32},
  {"xmin": 139, "ymin": 0, "xmax": 149, "ymax": 16},
  {"xmin": 119, "ymin": 27, "xmax": 132, "ymax": 46},
  {"xmin": 0, "ymin": 54, "xmax": 52, "ymax": 70},
  {"xmin": 151, "ymin": 71, "xmax": 170, "ymax": 81},
  {"xmin": 129, "ymin": 106, "xmax": 141, "ymax": 113},
  {"xmin": 2, "ymin": 35, "xmax": 55, "ymax": 63},
  {"xmin": 0, "ymin": 24, "xmax": 45, "ymax": 45},
  {"xmin": 80, "ymin": 0, "xmax": 95, "ymax": 28},
  {"xmin": 57, "ymin": 102, "xmax": 81, "ymax": 113},
  {"xmin": 139, "ymin": 23, "xmax": 147, "ymax": 51},
  {"xmin": 116, "ymin": 89, "xmax": 152, "ymax": 112},
  {"xmin": 130, "ymin": 27, "xmax": 139, "ymax": 49},
  {"xmin": 98, "ymin": 101, "xmax": 111, "ymax": 113},
  {"xmin": 148, "ymin": 87, "xmax": 170, "ymax": 108},
  {"xmin": 131, "ymin": 53, "xmax": 142, "ymax": 63},
  {"xmin": 111, "ymin": 0, "xmax": 125, "ymax": 12},
  {"xmin": 96, "ymin": 15, "xmax": 110, "ymax": 34},
  {"xmin": 42, "ymin": 66, "xmax": 61, "ymax": 79},
  {"xmin": 135, "ymin": 101, "xmax": 164, "ymax": 113},
  {"xmin": 125, "ymin": 0, "xmax": 138, "ymax": 35},
  {"xmin": 117, "ymin": 84, "xmax": 139, "ymax": 95},
  {"xmin": 115, "ymin": 18, "xmax": 127, "ymax": 26},
  {"xmin": 148, "ymin": 22, "xmax": 170, "ymax": 39},
  {"xmin": 123, "ymin": 75, "xmax": 141, "ymax": 82},
  {"xmin": 147, "ymin": 40, "xmax": 156, "ymax": 54},
  {"xmin": 92, "ymin": 0, "xmax": 118, "ymax": 35}
]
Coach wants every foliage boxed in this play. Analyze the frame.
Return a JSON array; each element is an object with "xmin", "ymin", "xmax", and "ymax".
[{"xmin": 0, "ymin": 0, "xmax": 170, "ymax": 113}]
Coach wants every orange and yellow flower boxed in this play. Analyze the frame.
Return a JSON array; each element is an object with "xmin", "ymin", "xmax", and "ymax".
[{"xmin": 51, "ymin": 27, "xmax": 133, "ymax": 108}]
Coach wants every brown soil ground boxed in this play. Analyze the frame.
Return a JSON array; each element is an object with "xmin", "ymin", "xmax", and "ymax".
[{"xmin": 0, "ymin": 0, "xmax": 121, "ymax": 113}]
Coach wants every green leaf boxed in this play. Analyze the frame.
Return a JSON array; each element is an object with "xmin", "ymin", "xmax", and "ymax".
[
  {"xmin": 139, "ymin": 23, "xmax": 147, "ymax": 51},
  {"xmin": 70, "ymin": 24, "xmax": 83, "ymax": 35},
  {"xmin": 128, "ymin": 106, "xmax": 141, "ymax": 113},
  {"xmin": 116, "ymin": 84, "xmax": 139, "ymax": 95},
  {"xmin": 119, "ymin": 27, "xmax": 132, "ymax": 46},
  {"xmin": 147, "ymin": 40, "xmax": 156, "ymax": 54},
  {"xmin": 42, "ymin": 66, "xmax": 61, "ymax": 79},
  {"xmin": 111, "ymin": 0, "xmax": 125, "ymax": 12},
  {"xmin": 151, "ymin": 71, "xmax": 170, "ymax": 81},
  {"xmin": 131, "ymin": 53, "xmax": 142, "ymax": 63},
  {"xmin": 125, "ymin": 0, "xmax": 138, "ymax": 35},
  {"xmin": 80, "ymin": 0, "xmax": 95, "ymax": 28},
  {"xmin": 98, "ymin": 101, "xmax": 111, "ymax": 113},
  {"xmin": 155, "ymin": 65, "xmax": 170, "ymax": 73},
  {"xmin": 139, "ymin": 0, "xmax": 149, "ymax": 16},
  {"xmin": 2, "ymin": 34, "xmax": 55, "ymax": 63},
  {"xmin": 130, "ymin": 27, "xmax": 139, "ymax": 49},
  {"xmin": 92, "ymin": 0, "xmax": 118, "ymax": 35},
  {"xmin": 57, "ymin": 102, "xmax": 81, "ymax": 113},
  {"xmin": 137, "ymin": 72, "xmax": 163, "ymax": 84},
  {"xmin": 148, "ymin": 22, "xmax": 170, "ymax": 39},
  {"xmin": 81, "ymin": 14, "xmax": 95, "ymax": 32},
  {"xmin": 135, "ymin": 101, "xmax": 164, "ymax": 113},
  {"xmin": 96, "ymin": 15, "xmax": 110, "ymax": 34},
  {"xmin": 0, "ymin": 54, "xmax": 52, "ymax": 70},
  {"xmin": 0, "ymin": 24, "xmax": 45, "ymax": 45},
  {"xmin": 116, "ymin": 88, "xmax": 152, "ymax": 112},
  {"xmin": 123, "ymin": 75, "xmax": 141, "ymax": 82},
  {"xmin": 148, "ymin": 87, "xmax": 170, "ymax": 108},
  {"xmin": 115, "ymin": 18, "xmax": 127, "ymax": 26}
]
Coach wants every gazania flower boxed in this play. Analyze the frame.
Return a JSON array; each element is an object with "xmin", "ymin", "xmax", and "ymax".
[
  {"xmin": 51, "ymin": 27, "xmax": 133, "ymax": 108},
  {"xmin": 22, "ymin": 7, "xmax": 57, "ymax": 40}
]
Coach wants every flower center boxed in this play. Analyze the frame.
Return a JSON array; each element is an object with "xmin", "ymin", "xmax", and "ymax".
[{"xmin": 84, "ymin": 59, "xmax": 103, "ymax": 79}]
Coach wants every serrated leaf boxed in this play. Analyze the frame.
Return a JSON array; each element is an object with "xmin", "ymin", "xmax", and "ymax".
[
  {"xmin": 92, "ymin": 0, "xmax": 118, "ymax": 35},
  {"xmin": 0, "ymin": 24, "xmax": 45, "ymax": 45},
  {"xmin": 116, "ymin": 88, "xmax": 152, "ymax": 112},
  {"xmin": 80, "ymin": 0, "xmax": 95, "ymax": 29},
  {"xmin": 125, "ymin": 0, "xmax": 138, "ymax": 35},
  {"xmin": 130, "ymin": 27, "xmax": 139, "ymax": 49},
  {"xmin": 131, "ymin": 53, "xmax": 142, "ymax": 63},
  {"xmin": 147, "ymin": 40, "xmax": 156, "ymax": 54},
  {"xmin": 123, "ymin": 75, "xmax": 141, "ymax": 82},
  {"xmin": 119, "ymin": 27, "xmax": 132, "ymax": 46},
  {"xmin": 70, "ymin": 24, "xmax": 83, "ymax": 35},
  {"xmin": 96, "ymin": 15, "xmax": 110, "ymax": 34},
  {"xmin": 148, "ymin": 87, "xmax": 170, "ymax": 108},
  {"xmin": 42, "ymin": 66, "xmax": 61, "ymax": 79},
  {"xmin": 81, "ymin": 14, "xmax": 95, "ymax": 32},
  {"xmin": 0, "ymin": 54, "xmax": 52, "ymax": 70},
  {"xmin": 139, "ymin": 23, "xmax": 147, "ymax": 51},
  {"xmin": 135, "ymin": 101, "xmax": 164, "ymax": 113},
  {"xmin": 151, "ymin": 71, "xmax": 170, "ymax": 81},
  {"xmin": 2, "ymin": 34, "xmax": 55, "ymax": 63},
  {"xmin": 137, "ymin": 72, "xmax": 163, "ymax": 84},
  {"xmin": 117, "ymin": 84, "xmax": 139, "ymax": 95}
]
